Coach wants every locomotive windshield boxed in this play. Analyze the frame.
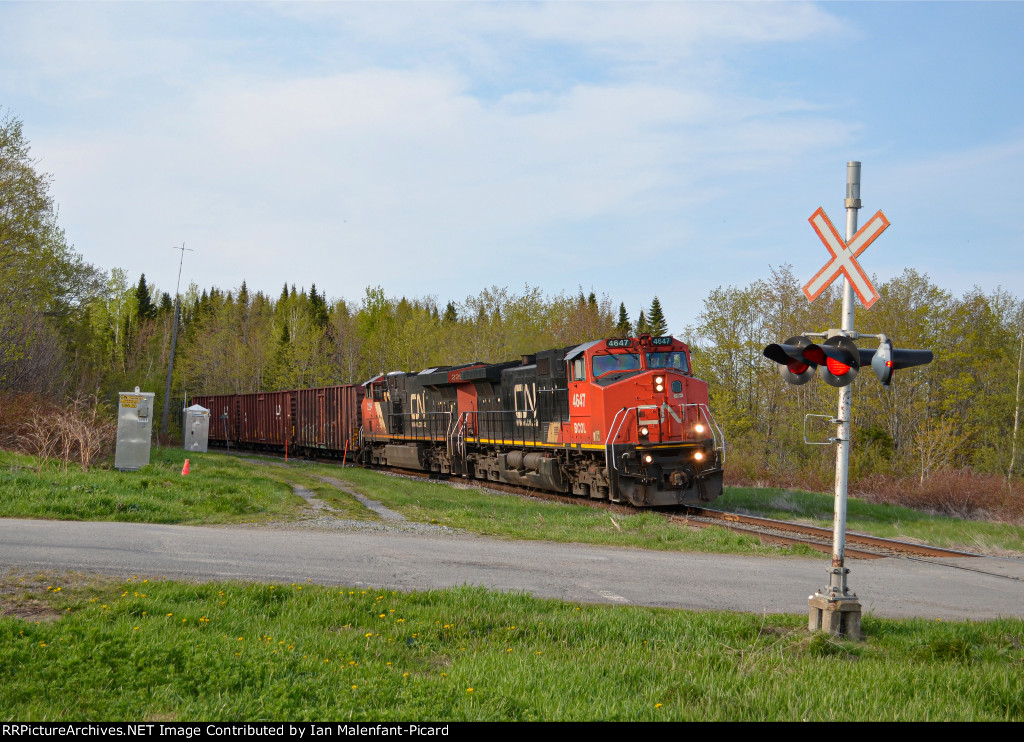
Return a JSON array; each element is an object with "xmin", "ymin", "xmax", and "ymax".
[
  {"xmin": 646, "ymin": 351, "xmax": 689, "ymax": 373},
  {"xmin": 592, "ymin": 353, "xmax": 641, "ymax": 377}
]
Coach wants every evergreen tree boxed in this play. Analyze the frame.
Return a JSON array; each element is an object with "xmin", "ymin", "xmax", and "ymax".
[
  {"xmin": 134, "ymin": 274, "xmax": 155, "ymax": 321},
  {"xmin": 636, "ymin": 309, "xmax": 649, "ymax": 335},
  {"xmin": 308, "ymin": 282, "xmax": 328, "ymax": 328},
  {"xmin": 648, "ymin": 296, "xmax": 667, "ymax": 336},
  {"xmin": 443, "ymin": 301, "xmax": 458, "ymax": 323},
  {"xmin": 616, "ymin": 303, "xmax": 631, "ymax": 336}
]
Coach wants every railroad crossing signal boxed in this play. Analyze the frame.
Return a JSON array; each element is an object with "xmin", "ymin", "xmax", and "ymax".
[
  {"xmin": 808, "ymin": 336, "xmax": 861, "ymax": 387},
  {"xmin": 762, "ymin": 336, "xmax": 816, "ymax": 385},
  {"xmin": 871, "ymin": 339, "xmax": 934, "ymax": 388},
  {"xmin": 803, "ymin": 207, "xmax": 889, "ymax": 309},
  {"xmin": 764, "ymin": 335, "xmax": 931, "ymax": 388}
]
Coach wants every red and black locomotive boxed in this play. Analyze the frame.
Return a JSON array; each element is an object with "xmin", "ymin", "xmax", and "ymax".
[
  {"xmin": 197, "ymin": 334, "xmax": 724, "ymax": 508},
  {"xmin": 362, "ymin": 334, "xmax": 724, "ymax": 507}
]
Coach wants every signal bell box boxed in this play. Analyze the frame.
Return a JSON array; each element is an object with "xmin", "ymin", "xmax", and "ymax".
[
  {"xmin": 183, "ymin": 403, "xmax": 211, "ymax": 453},
  {"xmin": 115, "ymin": 387, "xmax": 155, "ymax": 471}
]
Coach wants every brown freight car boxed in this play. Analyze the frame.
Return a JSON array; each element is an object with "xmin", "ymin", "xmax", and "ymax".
[
  {"xmin": 192, "ymin": 385, "xmax": 363, "ymax": 460},
  {"xmin": 238, "ymin": 391, "xmax": 292, "ymax": 448},
  {"xmin": 293, "ymin": 385, "xmax": 363, "ymax": 458}
]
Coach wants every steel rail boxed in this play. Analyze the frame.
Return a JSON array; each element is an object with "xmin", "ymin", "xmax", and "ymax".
[{"xmin": 685, "ymin": 507, "xmax": 976, "ymax": 559}]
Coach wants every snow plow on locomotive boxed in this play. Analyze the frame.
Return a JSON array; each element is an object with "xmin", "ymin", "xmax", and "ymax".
[{"xmin": 195, "ymin": 334, "xmax": 724, "ymax": 508}]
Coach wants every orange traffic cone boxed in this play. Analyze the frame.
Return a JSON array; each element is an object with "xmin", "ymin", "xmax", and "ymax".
[{"xmin": 181, "ymin": 458, "xmax": 190, "ymax": 476}]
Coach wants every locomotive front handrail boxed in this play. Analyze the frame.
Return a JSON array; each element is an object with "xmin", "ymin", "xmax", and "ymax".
[
  {"xmin": 605, "ymin": 407, "xmax": 630, "ymax": 473},
  {"xmin": 605, "ymin": 402, "xmax": 726, "ymax": 472},
  {"xmin": 680, "ymin": 402, "xmax": 726, "ymax": 465}
]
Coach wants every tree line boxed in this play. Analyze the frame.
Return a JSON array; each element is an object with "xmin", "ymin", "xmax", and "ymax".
[
  {"xmin": 686, "ymin": 265, "xmax": 1023, "ymax": 485},
  {"xmin": 2, "ymin": 112, "xmax": 1022, "ymax": 487}
]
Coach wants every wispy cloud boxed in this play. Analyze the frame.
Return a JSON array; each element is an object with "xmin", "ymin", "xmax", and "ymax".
[{"xmin": 3, "ymin": 1, "xmax": 1020, "ymax": 330}]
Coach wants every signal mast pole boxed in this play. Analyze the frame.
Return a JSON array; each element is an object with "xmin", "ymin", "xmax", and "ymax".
[
  {"xmin": 833, "ymin": 163, "xmax": 859, "ymax": 591},
  {"xmin": 159, "ymin": 242, "xmax": 192, "ymax": 437},
  {"xmin": 808, "ymin": 162, "xmax": 863, "ymax": 637}
]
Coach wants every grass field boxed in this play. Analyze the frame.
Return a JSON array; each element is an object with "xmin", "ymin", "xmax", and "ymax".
[
  {"xmin": 2, "ymin": 447, "xmax": 1023, "ymax": 720},
  {"xmin": 2, "ymin": 572, "xmax": 1022, "ymax": 721}
]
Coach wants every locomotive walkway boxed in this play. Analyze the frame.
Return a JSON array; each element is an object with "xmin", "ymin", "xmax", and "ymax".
[{"xmin": 1, "ymin": 517, "xmax": 1022, "ymax": 621}]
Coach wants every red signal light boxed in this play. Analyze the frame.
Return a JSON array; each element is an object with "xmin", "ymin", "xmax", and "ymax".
[{"xmin": 825, "ymin": 357, "xmax": 851, "ymax": 376}]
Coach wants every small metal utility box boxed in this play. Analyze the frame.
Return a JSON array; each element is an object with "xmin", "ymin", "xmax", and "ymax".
[
  {"xmin": 115, "ymin": 387, "xmax": 155, "ymax": 471},
  {"xmin": 183, "ymin": 403, "xmax": 211, "ymax": 453}
]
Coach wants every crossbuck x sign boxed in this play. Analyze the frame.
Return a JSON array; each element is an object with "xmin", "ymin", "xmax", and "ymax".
[{"xmin": 803, "ymin": 207, "xmax": 889, "ymax": 309}]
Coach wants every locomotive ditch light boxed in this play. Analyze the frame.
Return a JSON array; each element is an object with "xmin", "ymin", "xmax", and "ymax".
[
  {"xmin": 693, "ymin": 423, "xmax": 705, "ymax": 434},
  {"xmin": 643, "ymin": 454, "xmax": 654, "ymax": 464},
  {"xmin": 871, "ymin": 339, "xmax": 933, "ymax": 388},
  {"xmin": 693, "ymin": 451, "xmax": 705, "ymax": 461},
  {"xmin": 763, "ymin": 335, "xmax": 817, "ymax": 385},
  {"xmin": 639, "ymin": 426, "xmax": 650, "ymax": 438},
  {"xmin": 804, "ymin": 336, "xmax": 861, "ymax": 388}
]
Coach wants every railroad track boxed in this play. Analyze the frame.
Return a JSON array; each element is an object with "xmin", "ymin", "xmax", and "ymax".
[
  {"xmin": 230, "ymin": 451, "xmax": 996, "ymax": 564},
  {"xmin": 673, "ymin": 507, "xmax": 976, "ymax": 560},
  {"xmin": 368, "ymin": 464, "xmax": 978, "ymax": 560}
]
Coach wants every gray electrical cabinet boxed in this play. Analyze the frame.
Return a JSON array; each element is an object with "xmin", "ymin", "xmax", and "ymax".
[
  {"xmin": 115, "ymin": 388, "xmax": 155, "ymax": 471},
  {"xmin": 183, "ymin": 404, "xmax": 210, "ymax": 453}
]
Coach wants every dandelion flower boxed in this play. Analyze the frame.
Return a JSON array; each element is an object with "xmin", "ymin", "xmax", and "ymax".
[
  {"xmin": 655, "ymin": 703, "xmax": 663, "ymax": 709},
  {"xmin": 466, "ymin": 688, "xmax": 474, "ymax": 693}
]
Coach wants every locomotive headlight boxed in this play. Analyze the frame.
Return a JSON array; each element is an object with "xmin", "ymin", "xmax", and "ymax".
[
  {"xmin": 694, "ymin": 423, "xmax": 706, "ymax": 434},
  {"xmin": 654, "ymin": 375, "xmax": 665, "ymax": 392},
  {"xmin": 694, "ymin": 451, "xmax": 705, "ymax": 461},
  {"xmin": 643, "ymin": 454, "xmax": 654, "ymax": 464}
]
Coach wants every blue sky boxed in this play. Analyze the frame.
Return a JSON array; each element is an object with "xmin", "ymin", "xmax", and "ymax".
[{"xmin": 2, "ymin": 1, "xmax": 1022, "ymax": 336}]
